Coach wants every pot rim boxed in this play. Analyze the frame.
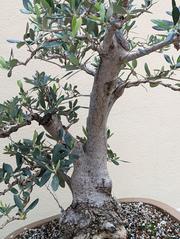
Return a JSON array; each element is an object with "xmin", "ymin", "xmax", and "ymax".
[
  {"xmin": 119, "ymin": 197, "xmax": 180, "ymax": 221},
  {"xmin": 4, "ymin": 197, "xmax": 180, "ymax": 239}
]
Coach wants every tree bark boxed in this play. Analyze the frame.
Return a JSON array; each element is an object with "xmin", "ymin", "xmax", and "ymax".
[
  {"xmin": 58, "ymin": 35, "xmax": 127, "ymax": 237},
  {"xmin": 59, "ymin": 147, "xmax": 127, "ymax": 239}
]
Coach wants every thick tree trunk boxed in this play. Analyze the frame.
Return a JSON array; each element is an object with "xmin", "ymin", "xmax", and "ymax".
[
  {"xmin": 58, "ymin": 61, "xmax": 127, "ymax": 238},
  {"xmin": 59, "ymin": 149, "xmax": 127, "ymax": 239},
  {"xmin": 58, "ymin": 27, "xmax": 128, "ymax": 238}
]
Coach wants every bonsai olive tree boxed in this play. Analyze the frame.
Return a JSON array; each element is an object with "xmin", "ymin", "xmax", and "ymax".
[{"xmin": 0, "ymin": 0, "xmax": 179, "ymax": 238}]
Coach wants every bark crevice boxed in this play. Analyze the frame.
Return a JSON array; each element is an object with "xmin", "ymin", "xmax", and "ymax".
[
  {"xmin": 59, "ymin": 198, "xmax": 127, "ymax": 239},
  {"xmin": 59, "ymin": 25, "xmax": 129, "ymax": 238}
]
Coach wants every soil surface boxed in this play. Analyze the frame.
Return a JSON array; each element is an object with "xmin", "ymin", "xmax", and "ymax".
[{"xmin": 13, "ymin": 202, "xmax": 180, "ymax": 239}]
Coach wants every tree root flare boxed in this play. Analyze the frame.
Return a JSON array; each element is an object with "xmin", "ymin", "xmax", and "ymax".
[{"xmin": 59, "ymin": 198, "xmax": 127, "ymax": 239}]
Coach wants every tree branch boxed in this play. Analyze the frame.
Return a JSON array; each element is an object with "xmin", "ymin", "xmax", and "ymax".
[
  {"xmin": 126, "ymin": 79, "xmax": 180, "ymax": 92},
  {"xmin": 0, "ymin": 122, "xmax": 29, "ymax": 138},
  {"xmin": 125, "ymin": 33, "xmax": 180, "ymax": 62},
  {"xmin": 0, "ymin": 179, "xmax": 18, "ymax": 196},
  {"xmin": 112, "ymin": 71, "xmax": 180, "ymax": 101},
  {"xmin": 17, "ymin": 47, "xmax": 43, "ymax": 66},
  {"xmin": 0, "ymin": 216, "xmax": 21, "ymax": 230},
  {"xmin": 46, "ymin": 185, "xmax": 64, "ymax": 213},
  {"xmin": 111, "ymin": 80, "xmax": 127, "ymax": 101},
  {"xmin": 0, "ymin": 171, "xmax": 40, "ymax": 196},
  {"xmin": 0, "ymin": 113, "xmax": 40, "ymax": 138}
]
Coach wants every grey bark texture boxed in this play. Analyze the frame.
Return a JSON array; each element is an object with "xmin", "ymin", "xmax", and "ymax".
[{"xmin": 57, "ymin": 22, "xmax": 129, "ymax": 239}]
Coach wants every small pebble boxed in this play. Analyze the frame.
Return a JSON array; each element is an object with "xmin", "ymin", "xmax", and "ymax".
[{"xmin": 14, "ymin": 202, "xmax": 180, "ymax": 239}]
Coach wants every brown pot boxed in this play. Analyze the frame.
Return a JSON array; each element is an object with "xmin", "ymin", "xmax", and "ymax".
[
  {"xmin": 5, "ymin": 214, "xmax": 59, "ymax": 239},
  {"xmin": 5, "ymin": 198, "xmax": 180, "ymax": 239}
]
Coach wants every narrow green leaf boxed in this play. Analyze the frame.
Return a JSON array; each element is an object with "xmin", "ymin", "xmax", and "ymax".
[
  {"xmin": 55, "ymin": 160, "xmax": 61, "ymax": 172},
  {"xmin": 87, "ymin": 19, "xmax": 99, "ymax": 37},
  {"xmin": 111, "ymin": 159, "xmax": 120, "ymax": 165},
  {"xmin": 144, "ymin": 63, "xmax": 151, "ymax": 76},
  {"xmin": 23, "ymin": 191, "xmax": 30, "ymax": 199},
  {"xmin": 23, "ymin": 0, "xmax": 32, "ymax": 10},
  {"xmin": 68, "ymin": 54, "xmax": 79, "ymax": 65},
  {"xmin": 20, "ymin": 8, "xmax": 31, "ymax": 14},
  {"xmin": 151, "ymin": 19, "xmax": 173, "ymax": 31},
  {"xmin": 174, "ymin": 62, "xmax": 180, "ymax": 69},
  {"xmin": 177, "ymin": 55, "xmax": 180, "ymax": 63},
  {"xmin": 57, "ymin": 173, "xmax": 65, "ymax": 188},
  {"xmin": 7, "ymin": 39, "xmax": 22, "ymax": 44},
  {"xmin": 38, "ymin": 91, "xmax": 46, "ymax": 109},
  {"xmin": 0, "ymin": 169, "xmax": 4, "ymax": 182},
  {"xmin": 64, "ymin": 132, "xmax": 74, "ymax": 149},
  {"xmin": 172, "ymin": 0, "xmax": 177, "ymax": 8},
  {"xmin": 45, "ymin": 0, "xmax": 54, "ymax": 9},
  {"xmin": 7, "ymin": 69, "xmax": 12, "ymax": 77},
  {"xmin": 10, "ymin": 188, "xmax": 18, "ymax": 194},
  {"xmin": 72, "ymin": 16, "xmax": 82, "ymax": 37},
  {"xmin": 166, "ymin": 31, "xmax": 176, "ymax": 42},
  {"xmin": 51, "ymin": 175, "xmax": 59, "ymax": 191},
  {"xmin": 132, "ymin": 59, "xmax": 137, "ymax": 69},
  {"xmin": 32, "ymin": 130, "xmax": 38, "ymax": 145},
  {"xmin": 0, "ymin": 57, "xmax": 10, "ymax": 70},
  {"xmin": 29, "ymin": 29, "xmax": 35, "ymax": 41},
  {"xmin": 172, "ymin": 6, "xmax": 180, "ymax": 25},
  {"xmin": 25, "ymin": 199, "xmax": 39, "ymax": 214},
  {"xmin": 14, "ymin": 195, "xmax": 24, "ymax": 210},
  {"xmin": 16, "ymin": 42, "xmax": 25, "ymax": 49},
  {"xmin": 70, "ymin": 0, "xmax": 75, "ymax": 10},
  {"xmin": 39, "ymin": 170, "xmax": 51, "ymax": 187},
  {"xmin": 42, "ymin": 41, "xmax": 62, "ymax": 48},
  {"xmin": 40, "ymin": 0, "xmax": 51, "ymax": 10},
  {"xmin": 58, "ymin": 128, "xmax": 64, "ymax": 140},
  {"xmin": 82, "ymin": 126, "xmax": 88, "ymax": 137},
  {"xmin": 144, "ymin": 0, "xmax": 152, "ymax": 7},
  {"xmin": 106, "ymin": 5, "xmax": 113, "ymax": 19},
  {"xmin": 10, "ymin": 59, "xmax": 18, "ymax": 68},
  {"xmin": 99, "ymin": 3, "xmax": 105, "ymax": 22},
  {"xmin": 149, "ymin": 81, "xmax": 161, "ymax": 87},
  {"xmin": 36, "ymin": 132, "xmax": 44, "ymax": 144},
  {"xmin": 16, "ymin": 152, "xmax": 23, "ymax": 170},
  {"xmin": 52, "ymin": 144, "xmax": 64, "ymax": 164},
  {"xmin": 17, "ymin": 80, "xmax": 23, "ymax": 89},
  {"xmin": 164, "ymin": 54, "xmax": 172, "ymax": 64},
  {"xmin": 4, "ymin": 173, "xmax": 11, "ymax": 184},
  {"xmin": 3, "ymin": 163, "xmax": 13, "ymax": 174}
]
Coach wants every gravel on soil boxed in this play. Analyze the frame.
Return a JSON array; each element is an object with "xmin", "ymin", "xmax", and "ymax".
[{"xmin": 14, "ymin": 202, "xmax": 180, "ymax": 239}]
